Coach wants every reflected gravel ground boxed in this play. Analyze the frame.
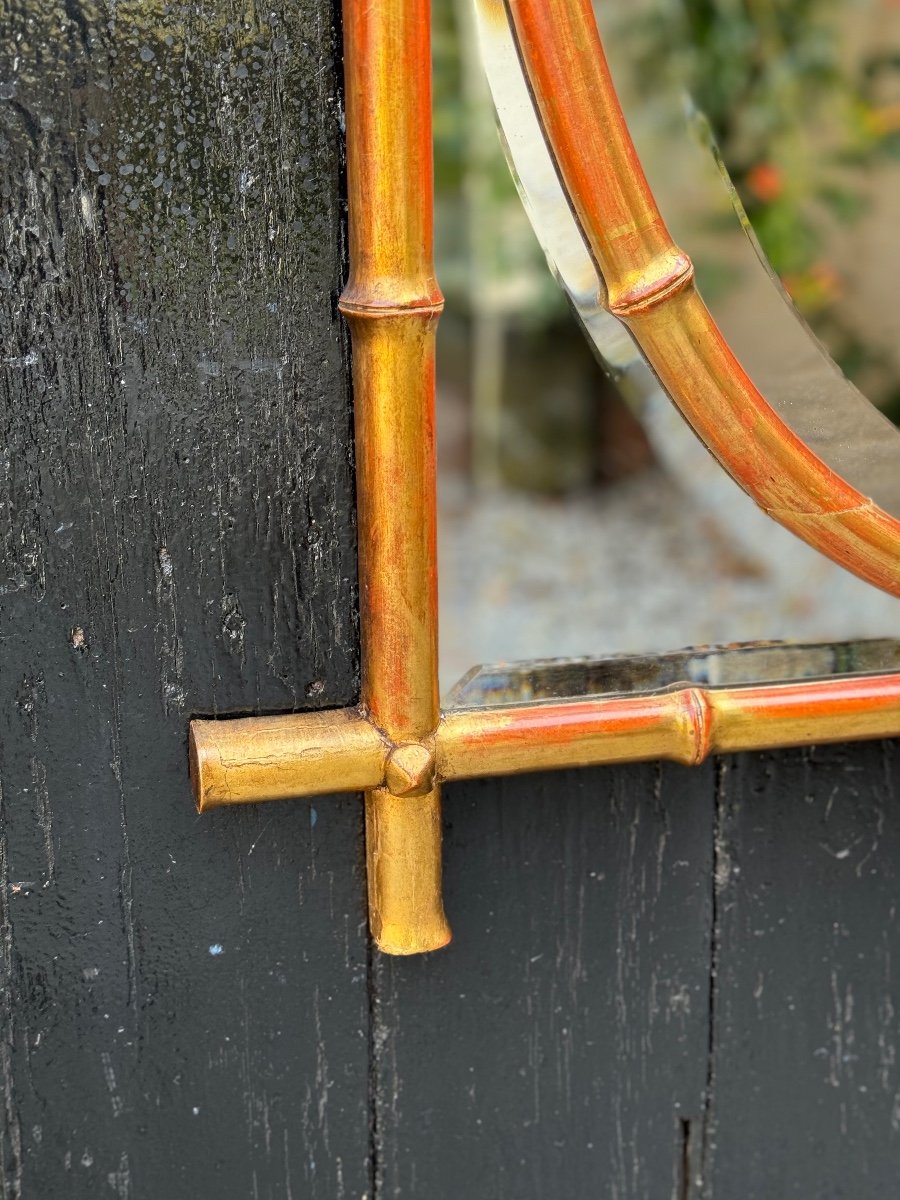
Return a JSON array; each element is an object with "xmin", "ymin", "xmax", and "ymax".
[{"xmin": 438, "ymin": 467, "xmax": 900, "ymax": 695}]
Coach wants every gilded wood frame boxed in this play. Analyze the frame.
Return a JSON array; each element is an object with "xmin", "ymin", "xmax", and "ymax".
[{"xmin": 190, "ymin": 0, "xmax": 900, "ymax": 955}]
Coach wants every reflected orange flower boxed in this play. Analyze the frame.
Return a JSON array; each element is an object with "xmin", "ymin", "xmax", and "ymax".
[
  {"xmin": 864, "ymin": 103, "xmax": 900, "ymax": 136},
  {"xmin": 782, "ymin": 262, "xmax": 843, "ymax": 312},
  {"xmin": 746, "ymin": 162, "xmax": 783, "ymax": 203}
]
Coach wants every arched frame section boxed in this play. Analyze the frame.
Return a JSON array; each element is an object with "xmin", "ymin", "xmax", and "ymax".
[{"xmin": 505, "ymin": 0, "xmax": 900, "ymax": 598}]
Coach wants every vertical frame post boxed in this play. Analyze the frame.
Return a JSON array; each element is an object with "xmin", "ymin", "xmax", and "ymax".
[{"xmin": 339, "ymin": 0, "xmax": 451, "ymax": 953}]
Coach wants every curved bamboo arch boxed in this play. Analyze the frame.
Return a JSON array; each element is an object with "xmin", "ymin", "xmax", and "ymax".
[{"xmin": 505, "ymin": 0, "xmax": 900, "ymax": 598}]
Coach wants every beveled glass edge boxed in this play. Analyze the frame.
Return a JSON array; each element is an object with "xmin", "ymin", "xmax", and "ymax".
[{"xmin": 446, "ymin": 638, "xmax": 900, "ymax": 710}]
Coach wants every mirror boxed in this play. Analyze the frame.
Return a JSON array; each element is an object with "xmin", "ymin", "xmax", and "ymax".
[{"xmin": 435, "ymin": 0, "xmax": 900, "ymax": 692}]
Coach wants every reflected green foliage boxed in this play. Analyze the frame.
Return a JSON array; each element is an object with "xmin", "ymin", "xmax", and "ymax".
[
  {"xmin": 432, "ymin": 1, "xmax": 564, "ymax": 324},
  {"xmin": 628, "ymin": 0, "xmax": 900, "ymax": 406},
  {"xmin": 432, "ymin": 1, "xmax": 587, "ymax": 491},
  {"xmin": 433, "ymin": 3, "xmax": 466, "ymax": 197}
]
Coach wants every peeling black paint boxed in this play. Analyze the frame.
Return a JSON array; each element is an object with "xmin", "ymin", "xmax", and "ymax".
[{"xmin": 0, "ymin": 2, "xmax": 365, "ymax": 1196}]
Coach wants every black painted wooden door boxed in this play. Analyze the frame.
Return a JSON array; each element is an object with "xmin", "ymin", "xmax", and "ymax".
[{"xmin": 2, "ymin": 3, "xmax": 898, "ymax": 1197}]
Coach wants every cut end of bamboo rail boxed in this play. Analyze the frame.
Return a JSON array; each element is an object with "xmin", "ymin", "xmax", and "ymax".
[
  {"xmin": 189, "ymin": 709, "xmax": 388, "ymax": 812},
  {"xmin": 366, "ymin": 785, "xmax": 452, "ymax": 955}
]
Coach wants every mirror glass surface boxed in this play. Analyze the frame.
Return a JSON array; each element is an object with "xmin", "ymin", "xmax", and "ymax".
[{"xmin": 435, "ymin": 0, "xmax": 900, "ymax": 694}]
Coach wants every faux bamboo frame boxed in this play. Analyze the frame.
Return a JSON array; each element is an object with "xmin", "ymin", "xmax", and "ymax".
[{"xmin": 190, "ymin": 0, "xmax": 900, "ymax": 955}]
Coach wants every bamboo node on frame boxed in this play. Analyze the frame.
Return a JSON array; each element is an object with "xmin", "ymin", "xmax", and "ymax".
[
  {"xmin": 338, "ymin": 296, "xmax": 445, "ymax": 319},
  {"xmin": 608, "ymin": 248, "xmax": 695, "ymax": 319},
  {"xmin": 685, "ymin": 687, "xmax": 714, "ymax": 764}
]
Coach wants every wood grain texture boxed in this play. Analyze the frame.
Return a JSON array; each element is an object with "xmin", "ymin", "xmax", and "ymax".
[
  {"xmin": 371, "ymin": 764, "xmax": 715, "ymax": 1199},
  {"xmin": 0, "ymin": 2, "xmax": 367, "ymax": 1196},
  {"xmin": 373, "ymin": 750, "xmax": 900, "ymax": 1197},
  {"xmin": 704, "ymin": 743, "xmax": 900, "ymax": 1197},
  {"xmin": 5, "ymin": 3, "xmax": 900, "ymax": 1195}
]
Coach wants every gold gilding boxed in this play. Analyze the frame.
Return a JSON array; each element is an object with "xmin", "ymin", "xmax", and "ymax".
[
  {"xmin": 365, "ymin": 787, "xmax": 450, "ymax": 954},
  {"xmin": 385, "ymin": 743, "xmax": 437, "ymax": 798},
  {"xmin": 190, "ymin": 709, "xmax": 387, "ymax": 810},
  {"xmin": 338, "ymin": 0, "xmax": 450, "ymax": 953}
]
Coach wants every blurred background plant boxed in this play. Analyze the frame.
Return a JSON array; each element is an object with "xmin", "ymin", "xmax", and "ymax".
[
  {"xmin": 624, "ymin": 0, "xmax": 900, "ymax": 415},
  {"xmin": 434, "ymin": 1, "xmax": 626, "ymax": 493}
]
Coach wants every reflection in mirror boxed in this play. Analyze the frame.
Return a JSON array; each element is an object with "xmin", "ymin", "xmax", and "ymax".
[{"xmin": 435, "ymin": 0, "xmax": 899, "ymax": 693}]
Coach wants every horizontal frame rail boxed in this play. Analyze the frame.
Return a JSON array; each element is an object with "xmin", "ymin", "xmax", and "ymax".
[{"xmin": 191, "ymin": 672, "xmax": 900, "ymax": 809}]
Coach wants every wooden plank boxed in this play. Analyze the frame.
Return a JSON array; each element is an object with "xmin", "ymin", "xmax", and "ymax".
[
  {"xmin": 0, "ymin": 2, "xmax": 368, "ymax": 1196},
  {"xmin": 372, "ymin": 762, "xmax": 714, "ymax": 1199},
  {"xmin": 704, "ymin": 742, "xmax": 900, "ymax": 1197}
]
